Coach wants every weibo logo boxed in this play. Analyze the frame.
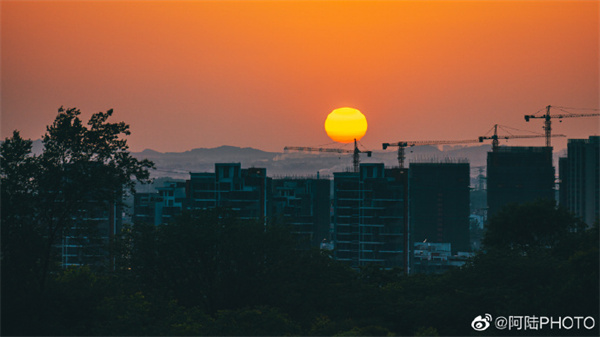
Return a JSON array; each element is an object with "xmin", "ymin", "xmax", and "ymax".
[{"xmin": 471, "ymin": 314, "xmax": 492, "ymax": 331}]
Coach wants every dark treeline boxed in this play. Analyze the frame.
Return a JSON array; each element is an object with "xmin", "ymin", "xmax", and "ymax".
[
  {"xmin": 1, "ymin": 108, "xmax": 598, "ymax": 336},
  {"xmin": 3, "ymin": 205, "xmax": 598, "ymax": 336}
]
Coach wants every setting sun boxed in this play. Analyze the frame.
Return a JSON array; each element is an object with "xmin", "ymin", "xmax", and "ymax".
[{"xmin": 324, "ymin": 107, "xmax": 368, "ymax": 143}]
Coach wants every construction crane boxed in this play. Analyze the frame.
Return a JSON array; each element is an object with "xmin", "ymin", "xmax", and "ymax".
[
  {"xmin": 284, "ymin": 139, "xmax": 372, "ymax": 173},
  {"xmin": 382, "ymin": 139, "xmax": 480, "ymax": 168},
  {"xmin": 478, "ymin": 124, "xmax": 566, "ymax": 151},
  {"xmin": 524, "ymin": 105, "xmax": 600, "ymax": 147}
]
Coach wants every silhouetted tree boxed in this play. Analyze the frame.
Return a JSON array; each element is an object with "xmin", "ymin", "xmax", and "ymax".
[
  {"xmin": 483, "ymin": 199, "xmax": 586, "ymax": 253},
  {"xmin": 1, "ymin": 131, "xmax": 43, "ymax": 271},
  {"xmin": 34, "ymin": 107, "xmax": 153, "ymax": 287},
  {"xmin": 206, "ymin": 306, "xmax": 301, "ymax": 336},
  {"xmin": 1, "ymin": 107, "xmax": 153, "ymax": 335},
  {"xmin": 117, "ymin": 209, "xmax": 290, "ymax": 312}
]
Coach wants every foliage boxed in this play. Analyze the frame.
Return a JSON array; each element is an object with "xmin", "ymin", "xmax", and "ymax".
[
  {"xmin": 1, "ymin": 107, "xmax": 154, "ymax": 288},
  {"xmin": 483, "ymin": 199, "xmax": 586, "ymax": 253},
  {"xmin": 414, "ymin": 326, "xmax": 440, "ymax": 336},
  {"xmin": 1, "ymin": 131, "xmax": 45, "ymax": 283},
  {"xmin": 1, "ymin": 107, "xmax": 154, "ymax": 335},
  {"xmin": 4, "ymin": 195, "xmax": 598, "ymax": 336},
  {"xmin": 207, "ymin": 306, "xmax": 301, "ymax": 336},
  {"xmin": 335, "ymin": 325, "xmax": 393, "ymax": 336}
]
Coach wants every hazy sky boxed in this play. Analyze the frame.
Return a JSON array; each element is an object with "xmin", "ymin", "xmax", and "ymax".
[{"xmin": 2, "ymin": 0, "xmax": 598, "ymax": 153}]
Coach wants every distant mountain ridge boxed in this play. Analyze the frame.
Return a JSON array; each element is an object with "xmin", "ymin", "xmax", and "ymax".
[
  {"xmin": 14, "ymin": 140, "xmax": 566, "ymax": 182},
  {"xmin": 138, "ymin": 145, "xmax": 277, "ymax": 160},
  {"xmin": 131, "ymin": 144, "xmax": 495, "ymax": 180}
]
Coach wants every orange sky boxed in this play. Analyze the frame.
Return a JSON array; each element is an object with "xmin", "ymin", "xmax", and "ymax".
[{"xmin": 2, "ymin": 0, "xmax": 598, "ymax": 153}]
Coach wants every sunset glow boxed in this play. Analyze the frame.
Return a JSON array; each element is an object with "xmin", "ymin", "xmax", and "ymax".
[
  {"xmin": 1, "ymin": 1, "xmax": 598, "ymax": 152},
  {"xmin": 324, "ymin": 107, "xmax": 368, "ymax": 143}
]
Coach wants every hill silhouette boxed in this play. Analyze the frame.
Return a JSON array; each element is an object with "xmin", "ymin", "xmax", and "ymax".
[
  {"xmin": 15, "ymin": 140, "xmax": 566, "ymax": 181},
  {"xmin": 130, "ymin": 144, "xmax": 495, "ymax": 179}
]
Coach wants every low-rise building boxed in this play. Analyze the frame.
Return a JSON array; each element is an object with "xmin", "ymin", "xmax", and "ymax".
[{"xmin": 412, "ymin": 242, "xmax": 473, "ymax": 274}]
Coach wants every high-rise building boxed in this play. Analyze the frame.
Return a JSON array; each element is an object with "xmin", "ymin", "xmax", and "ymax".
[
  {"xmin": 558, "ymin": 157, "xmax": 569, "ymax": 209},
  {"xmin": 60, "ymin": 200, "xmax": 122, "ymax": 268},
  {"xmin": 133, "ymin": 192, "xmax": 160, "ymax": 224},
  {"xmin": 271, "ymin": 177, "xmax": 331, "ymax": 248},
  {"xmin": 155, "ymin": 181, "xmax": 187, "ymax": 225},
  {"xmin": 333, "ymin": 163, "xmax": 408, "ymax": 269},
  {"xmin": 487, "ymin": 146, "xmax": 554, "ymax": 219},
  {"xmin": 134, "ymin": 164, "xmax": 271, "ymax": 226},
  {"xmin": 187, "ymin": 172, "xmax": 218, "ymax": 210},
  {"xmin": 409, "ymin": 162, "xmax": 471, "ymax": 254},
  {"xmin": 559, "ymin": 136, "xmax": 600, "ymax": 226},
  {"xmin": 53, "ymin": 164, "xmax": 125, "ymax": 268},
  {"xmin": 187, "ymin": 163, "xmax": 270, "ymax": 220},
  {"xmin": 132, "ymin": 181, "xmax": 186, "ymax": 226},
  {"xmin": 134, "ymin": 165, "xmax": 336, "ymax": 248}
]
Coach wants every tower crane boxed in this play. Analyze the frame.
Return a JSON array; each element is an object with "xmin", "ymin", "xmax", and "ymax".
[
  {"xmin": 524, "ymin": 105, "xmax": 600, "ymax": 147},
  {"xmin": 478, "ymin": 124, "xmax": 566, "ymax": 151},
  {"xmin": 284, "ymin": 139, "xmax": 372, "ymax": 173},
  {"xmin": 382, "ymin": 139, "xmax": 480, "ymax": 168}
]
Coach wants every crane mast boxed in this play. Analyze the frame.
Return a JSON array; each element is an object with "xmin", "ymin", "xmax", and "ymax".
[
  {"xmin": 284, "ymin": 139, "xmax": 372, "ymax": 173},
  {"xmin": 524, "ymin": 105, "xmax": 600, "ymax": 147},
  {"xmin": 382, "ymin": 139, "xmax": 479, "ymax": 168},
  {"xmin": 478, "ymin": 124, "xmax": 566, "ymax": 151}
]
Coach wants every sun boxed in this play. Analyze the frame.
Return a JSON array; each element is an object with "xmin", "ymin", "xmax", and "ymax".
[{"xmin": 324, "ymin": 107, "xmax": 368, "ymax": 143}]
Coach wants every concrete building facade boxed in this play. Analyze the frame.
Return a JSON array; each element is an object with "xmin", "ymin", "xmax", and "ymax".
[
  {"xmin": 409, "ymin": 162, "xmax": 471, "ymax": 254},
  {"xmin": 134, "ymin": 164, "xmax": 333, "ymax": 248},
  {"xmin": 271, "ymin": 178, "xmax": 331, "ymax": 248},
  {"xmin": 333, "ymin": 163, "xmax": 409, "ymax": 269},
  {"xmin": 560, "ymin": 136, "xmax": 600, "ymax": 226},
  {"xmin": 487, "ymin": 146, "xmax": 554, "ymax": 219},
  {"xmin": 155, "ymin": 181, "xmax": 187, "ymax": 225},
  {"xmin": 412, "ymin": 242, "xmax": 472, "ymax": 274},
  {"xmin": 187, "ymin": 163, "xmax": 271, "ymax": 220},
  {"xmin": 60, "ymin": 200, "xmax": 122, "ymax": 268}
]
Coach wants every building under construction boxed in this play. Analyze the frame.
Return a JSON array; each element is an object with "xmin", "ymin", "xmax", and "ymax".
[
  {"xmin": 271, "ymin": 177, "xmax": 331, "ymax": 248},
  {"xmin": 187, "ymin": 163, "xmax": 270, "ymax": 220},
  {"xmin": 333, "ymin": 163, "xmax": 409, "ymax": 269},
  {"xmin": 155, "ymin": 181, "xmax": 187, "ymax": 225},
  {"xmin": 409, "ymin": 162, "xmax": 471, "ymax": 254},
  {"xmin": 59, "ymin": 200, "xmax": 122, "ymax": 268},
  {"xmin": 487, "ymin": 146, "xmax": 555, "ymax": 219},
  {"xmin": 135, "ymin": 164, "xmax": 333, "ymax": 247},
  {"xmin": 559, "ymin": 136, "xmax": 600, "ymax": 226}
]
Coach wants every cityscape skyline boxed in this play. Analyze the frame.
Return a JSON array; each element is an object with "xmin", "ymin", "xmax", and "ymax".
[{"xmin": 2, "ymin": 0, "xmax": 598, "ymax": 153}]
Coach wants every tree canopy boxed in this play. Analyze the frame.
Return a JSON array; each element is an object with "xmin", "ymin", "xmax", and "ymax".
[
  {"xmin": 483, "ymin": 199, "xmax": 587, "ymax": 253},
  {"xmin": 4, "ymin": 200, "xmax": 597, "ymax": 336},
  {"xmin": 1, "ymin": 107, "xmax": 154, "ymax": 333}
]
